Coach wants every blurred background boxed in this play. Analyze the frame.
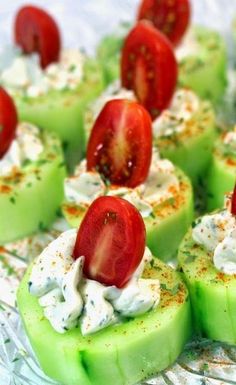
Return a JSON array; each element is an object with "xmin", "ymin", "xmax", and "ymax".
[{"xmin": 1, "ymin": 0, "xmax": 236, "ymax": 55}]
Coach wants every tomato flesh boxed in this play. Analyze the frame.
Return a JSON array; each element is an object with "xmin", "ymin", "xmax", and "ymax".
[
  {"xmin": 231, "ymin": 184, "xmax": 236, "ymax": 216},
  {"xmin": 14, "ymin": 5, "xmax": 61, "ymax": 69},
  {"xmin": 73, "ymin": 196, "xmax": 146, "ymax": 288},
  {"xmin": 0, "ymin": 87, "xmax": 18, "ymax": 159},
  {"xmin": 137, "ymin": 0, "xmax": 191, "ymax": 46},
  {"xmin": 121, "ymin": 21, "xmax": 177, "ymax": 119},
  {"xmin": 87, "ymin": 99, "xmax": 152, "ymax": 187}
]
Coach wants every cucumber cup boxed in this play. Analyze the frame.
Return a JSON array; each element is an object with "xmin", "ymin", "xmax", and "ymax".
[
  {"xmin": 0, "ymin": 130, "xmax": 66, "ymax": 244},
  {"xmin": 17, "ymin": 256, "xmax": 192, "ymax": 385},
  {"xmin": 153, "ymin": 93, "xmax": 216, "ymax": 186},
  {"xmin": 97, "ymin": 25, "xmax": 227, "ymax": 105},
  {"xmin": 178, "ymin": 222, "xmax": 236, "ymax": 345},
  {"xmin": 63, "ymin": 166, "xmax": 194, "ymax": 262},
  {"xmin": 177, "ymin": 26, "xmax": 227, "ymax": 104},
  {"xmin": 13, "ymin": 59, "xmax": 104, "ymax": 170},
  {"xmin": 85, "ymin": 86, "xmax": 216, "ymax": 187},
  {"xmin": 207, "ymin": 130, "xmax": 236, "ymax": 211}
]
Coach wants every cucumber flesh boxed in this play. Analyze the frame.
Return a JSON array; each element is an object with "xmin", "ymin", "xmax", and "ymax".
[
  {"xmin": 0, "ymin": 133, "xmax": 66, "ymax": 244},
  {"xmin": 178, "ymin": 229, "xmax": 236, "ymax": 344},
  {"xmin": 17, "ymin": 258, "xmax": 192, "ymax": 385},
  {"xmin": 15, "ymin": 60, "xmax": 104, "ymax": 171},
  {"xmin": 63, "ymin": 168, "xmax": 194, "ymax": 262}
]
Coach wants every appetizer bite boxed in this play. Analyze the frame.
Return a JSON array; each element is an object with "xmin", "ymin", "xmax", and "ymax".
[
  {"xmin": 178, "ymin": 188, "xmax": 236, "ymax": 344},
  {"xmin": 207, "ymin": 128, "xmax": 236, "ymax": 210},
  {"xmin": 0, "ymin": 87, "xmax": 66, "ymax": 244},
  {"xmin": 88, "ymin": 21, "xmax": 216, "ymax": 185},
  {"xmin": 63, "ymin": 99, "xmax": 193, "ymax": 261},
  {"xmin": 0, "ymin": 5, "xmax": 103, "ymax": 169},
  {"xmin": 17, "ymin": 196, "xmax": 192, "ymax": 385},
  {"xmin": 97, "ymin": 0, "xmax": 227, "ymax": 104}
]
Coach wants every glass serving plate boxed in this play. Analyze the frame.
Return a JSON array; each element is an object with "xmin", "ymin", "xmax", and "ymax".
[
  {"xmin": 1, "ymin": 1, "xmax": 236, "ymax": 384},
  {"xmin": 1, "ymin": 219, "xmax": 236, "ymax": 385}
]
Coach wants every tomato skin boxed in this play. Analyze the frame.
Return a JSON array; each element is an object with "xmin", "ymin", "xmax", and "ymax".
[
  {"xmin": 137, "ymin": 0, "xmax": 191, "ymax": 46},
  {"xmin": 87, "ymin": 99, "xmax": 152, "ymax": 188},
  {"xmin": 73, "ymin": 196, "xmax": 146, "ymax": 288},
  {"xmin": 0, "ymin": 87, "xmax": 18, "ymax": 159},
  {"xmin": 232, "ymin": 184, "xmax": 236, "ymax": 216},
  {"xmin": 121, "ymin": 21, "xmax": 177, "ymax": 120},
  {"xmin": 14, "ymin": 5, "xmax": 61, "ymax": 69}
]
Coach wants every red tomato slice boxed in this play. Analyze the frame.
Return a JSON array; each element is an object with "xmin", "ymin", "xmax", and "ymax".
[
  {"xmin": 73, "ymin": 196, "xmax": 146, "ymax": 288},
  {"xmin": 87, "ymin": 99, "xmax": 152, "ymax": 188},
  {"xmin": 137, "ymin": 0, "xmax": 191, "ymax": 46},
  {"xmin": 14, "ymin": 5, "xmax": 61, "ymax": 69},
  {"xmin": 0, "ymin": 87, "xmax": 18, "ymax": 159},
  {"xmin": 121, "ymin": 21, "xmax": 177, "ymax": 120},
  {"xmin": 231, "ymin": 184, "xmax": 236, "ymax": 216}
]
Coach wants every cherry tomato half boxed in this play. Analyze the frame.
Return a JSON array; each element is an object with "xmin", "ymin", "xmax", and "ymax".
[
  {"xmin": 14, "ymin": 5, "xmax": 61, "ymax": 69},
  {"xmin": 87, "ymin": 99, "xmax": 152, "ymax": 188},
  {"xmin": 121, "ymin": 21, "xmax": 177, "ymax": 120},
  {"xmin": 137, "ymin": 0, "xmax": 191, "ymax": 46},
  {"xmin": 231, "ymin": 184, "xmax": 236, "ymax": 216},
  {"xmin": 0, "ymin": 87, "xmax": 18, "ymax": 159},
  {"xmin": 73, "ymin": 196, "xmax": 146, "ymax": 288}
]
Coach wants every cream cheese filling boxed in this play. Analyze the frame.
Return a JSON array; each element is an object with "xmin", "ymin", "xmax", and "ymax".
[
  {"xmin": 0, "ymin": 122, "xmax": 43, "ymax": 177},
  {"xmin": 64, "ymin": 148, "xmax": 180, "ymax": 218},
  {"xmin": 29, "ymin": 229, "xmax": 160, "ymax": 335}
]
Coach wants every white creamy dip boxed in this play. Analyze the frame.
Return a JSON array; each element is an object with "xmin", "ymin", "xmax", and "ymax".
[
  {"xmin": 152, "ymin": 89, "xmax": 200, "ymax": 138},
  {"xmin": 64, "ymin": 148, "xmax": 180, "ymax": 218},
  {"xmin": 192, "ymin": 194, "xmax": 236, "ymax": 274},
  {"xmin": 29, "ymin": 229, "xmax": 160, "ymax": 335},
  {"xmin": 0, "ymin": 122, "xmax": 43, "ymax": 177},
  {"xmin": 0, "ymin": 46, "xmax": 84, "ymax": 98}
]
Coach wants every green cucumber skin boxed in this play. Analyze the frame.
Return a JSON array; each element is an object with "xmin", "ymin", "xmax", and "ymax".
[
  {"xmin": 178, "ymin": 229, "xmax": 236, "ymax": 344},
  {"xmin": 207, "ymin": 151, "xmax": 236, "ymax": 211},
  {"xmin": 97, "ymin": 27, "xmax": 227, "ymax": 104},
  {"xmin": 63, "ymin": 168, "xmax": 194, "ymax": 262},
  {"xmin": 15, "ymin": 60, "xmax": 104, "ymax": 171},
  {"xmin": 17, "ymin": 259, "xmax": 192, "ymax": 385},
  {"xmin": 156, "ymin": 103, "xmax": 216, "ymax": 186},
  {"xmin": 0, "ymin": 134, "xmax": 66, "ymax": 244}
]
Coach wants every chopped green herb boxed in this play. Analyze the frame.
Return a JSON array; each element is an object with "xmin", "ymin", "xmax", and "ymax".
[
  {"xmin": 69, "ymin": 64, "xmax": 76, "ymax": 72},
  {"xmin": 58, "ymin": 161, "xmax": 66, "ymax": 168},
  {"xmin": 38, "ymin": 221, "xmax": 48, "ymax": 232},
  {"xmin": 10, "ymin": 197, "xmax": 16, "ymax": 204},
  {"xmin": 182, "ymin": 250, "xmax": 197, "ymax": 264},
  {"xmin": 160, "ymin": 283, "xmax": 180, "ymax": 295}
]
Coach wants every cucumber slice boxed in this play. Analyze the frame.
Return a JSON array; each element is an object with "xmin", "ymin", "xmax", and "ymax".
[
  {"xmin": 0, "ymin": 133, "xmax": 66, "ymax": 244},
  {"xmin": 15, "ymin": 59, "xmax": 104, "ymax": 170},
  {"xmin": 207, "ymin": 136, "xmax": 236, "ymax": 211},
  {"xmin": 178, "ymin": 27, "xmax": 227, "ymax": 105},
  {"xmin": 62, "ymin": 168, "xmax": 194, "ymax": 262},
  {"xmin": 97, "ymin": 26, "xmax": 227, "ymax": 105},
  {"xmin": 17, "ymin": 257, "xmax": 192, "ymax": 385},
  {"xmin": 178, "ymin": 228, "xmax": 236, "ymax": 344},
  {"xmin": 155, "ymin": 102, "xmax": 216, "ymax": 186}
]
